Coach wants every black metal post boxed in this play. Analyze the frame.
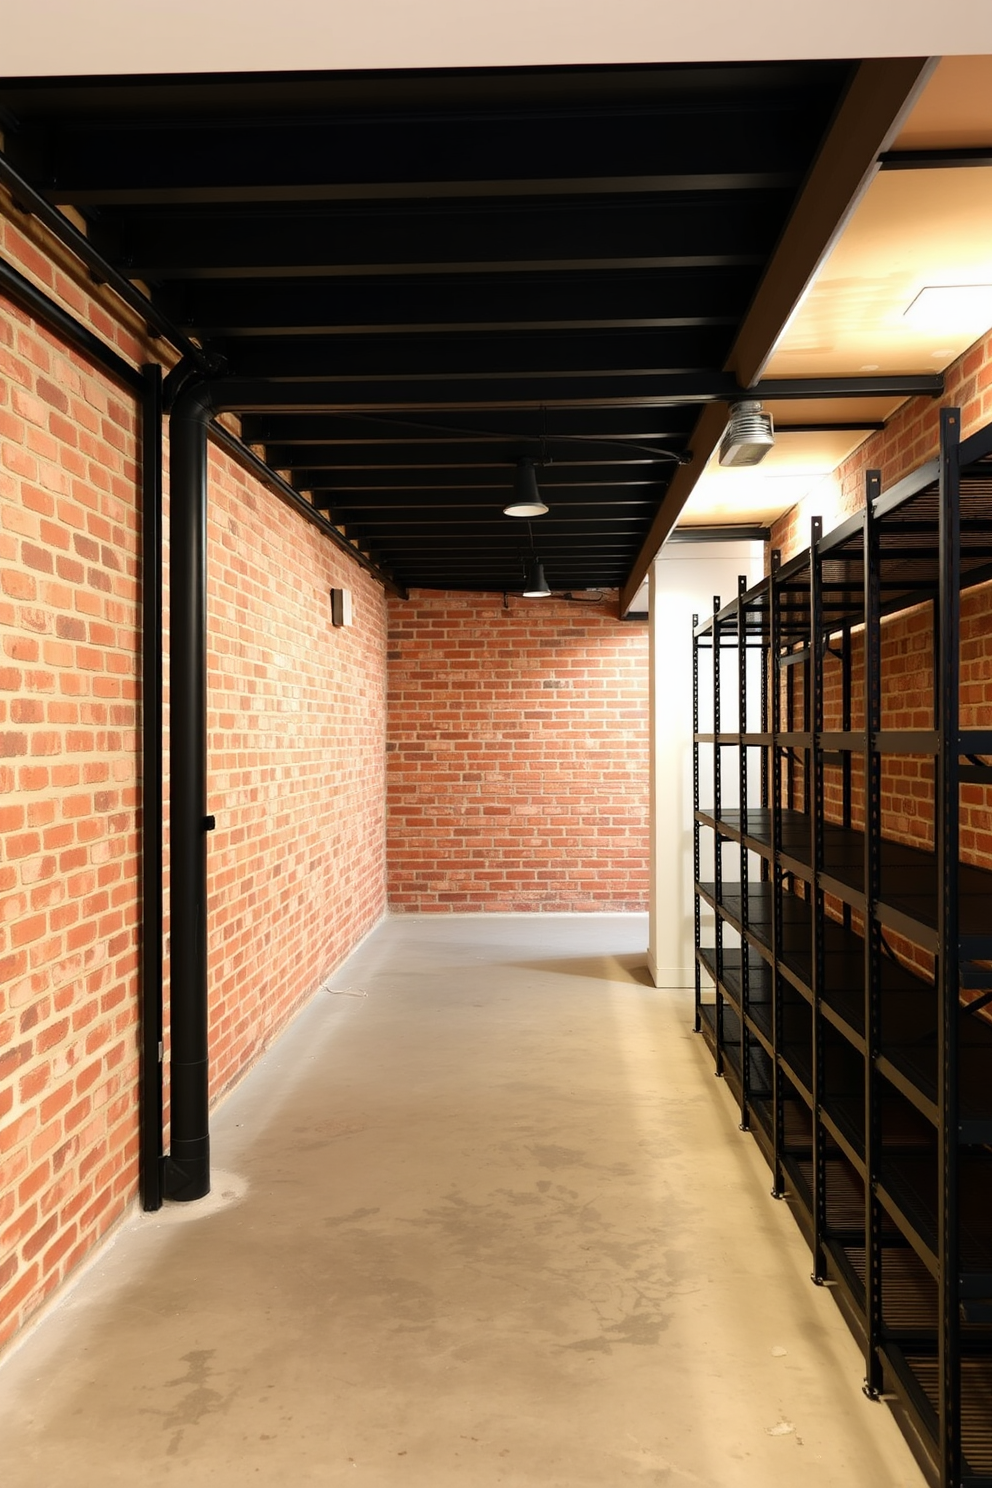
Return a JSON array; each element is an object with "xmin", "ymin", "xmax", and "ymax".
[
  {"xmin": 809, "ymin": 516, "xmax": 827, "ymax": 1284},
  {"xmin": 936, "ymin": 409, "xmax": 961, "ymax": 1488},
  {"xmin": 693, "ymin": 613, "xmax": 702, "ymax": 1035},
  {"xmin": 769, "ymin": 550, "xmax": 785, "ymax": 1199},
  {"xmin": 841, "ymin": 622, "xmax": 853, "ymax": 936},
  {"xmin": 862, "ymin": 472, "xmax": 884, "ymax": 1397},
  {"xmin": 164, "ymin": 378, "xmax": 218, "ymax": 1202},
  {"xmin": 713, "ymin": 596, "xmax": 724, "ymax": 1078},
  {"xmin": 140, "ymin": 365, "xmax": 164, "ymax": 1212},
  {"xmin": 737, "ymin": 574, "xmax": 750, "ymax": 1130}
]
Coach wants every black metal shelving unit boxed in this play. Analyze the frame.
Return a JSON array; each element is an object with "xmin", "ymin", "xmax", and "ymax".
[{"xmin": 692, "ymin": 408, "xmax": 992, "ymax": 1488}]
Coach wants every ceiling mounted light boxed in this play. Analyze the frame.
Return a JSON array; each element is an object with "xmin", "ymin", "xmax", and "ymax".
[
  {"xmin": 504, "ymin": 459, "xmax": 549, "ymax": 517},
  {"xmin": 903, "ymin": 283, "xmax": 992, "ymax": 336},
  {"xmin": 522, "ymin": 557, "xmax": 551, "ymax": 598},
  {"xmin": 718, "ymin": 400, "xmax": 775, "ymax": 468}
]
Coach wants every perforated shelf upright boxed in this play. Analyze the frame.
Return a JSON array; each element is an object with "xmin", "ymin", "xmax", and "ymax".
[{"xmin": 691, "ymin": 407, "xmax": 992, "ymax": 1488}]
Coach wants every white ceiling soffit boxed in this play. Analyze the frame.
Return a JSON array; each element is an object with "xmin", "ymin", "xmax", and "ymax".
[
  {"xmin": 765, "ymin": 165, "xmax": 992, "ymax": 379},
  {"xmin": 678, "ymin": 430, "xmax": 864, "ymax": 528},
  {"xmin": 2, "ymin": 2, "xmax": 992, "ymax": 75}
]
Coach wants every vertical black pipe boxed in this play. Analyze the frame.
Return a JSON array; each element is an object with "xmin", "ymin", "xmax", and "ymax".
[
  {"xmin": 140, "ymin": 365, "xmax": 164, "ymax": 1211},
  {"xmin": 165, "ymin": 379, "xmax": 217, "ymax": 1202}
]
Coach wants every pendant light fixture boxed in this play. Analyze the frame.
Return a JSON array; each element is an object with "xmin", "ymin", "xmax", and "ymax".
[
  {"xmin": 522, "ymin": 556, "xmax": 551, "ymax": 598},
  {"xmin": 504, "ymin": 458, "xmax": 549, "ymax": 517}
]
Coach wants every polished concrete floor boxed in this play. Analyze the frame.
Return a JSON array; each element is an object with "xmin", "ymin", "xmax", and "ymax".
[{"xmin": 0, "ymin": 915, "xmax": 924, "ymax": 1487}]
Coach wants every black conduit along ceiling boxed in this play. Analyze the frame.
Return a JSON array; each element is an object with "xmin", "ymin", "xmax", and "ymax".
[{"xmin": 0, "ymin": 63, "xmax": 937, "ymax": 598}]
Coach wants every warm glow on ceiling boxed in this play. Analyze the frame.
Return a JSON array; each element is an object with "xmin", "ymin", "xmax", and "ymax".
[
  {"xmin": 893, "ymin": 55, "xmax": 992, "ymax": 151},
  {"xmin": 764, "ymin": 165, "xmax": 992, "ymax": 379},
  {"xmin": 678, "ymin": 429, "xmax": 864, "ymax": 528}
]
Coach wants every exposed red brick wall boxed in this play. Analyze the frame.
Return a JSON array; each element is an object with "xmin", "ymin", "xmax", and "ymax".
[
  {"xmin": 0, "ymin": 280, "xmax": 142, "ymax": 1348},
  {"xmin": 0, "ymin": 195, "xmax": 389, "ymax": 1349},
  {"xmin": 386, "ymin": 589, "xmax": 648, "ymax": 911},
  {"xmin": 770, "ymin": 326, "xmax": 992, "ymax": 562},
  {"xmin": 204, "ymin": 446, "xmax": 387, "ymax": 1104}
]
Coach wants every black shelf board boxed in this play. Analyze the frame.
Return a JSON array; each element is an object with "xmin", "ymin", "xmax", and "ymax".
[{"xmin": 705, "ymin": 805, "xmax": 992, "ymax": 947}]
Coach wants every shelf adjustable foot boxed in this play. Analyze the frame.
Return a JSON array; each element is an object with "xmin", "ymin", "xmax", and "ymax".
[
  {"xmin": 738, "ymin": 1120, "xmax": 749, "ymax": 1133},
  {"xmin": 770, "ymin": 1187, "xmax": 785, "ymax": 1200},
  {"xmin": 862, "ymin": 1381, "xmax": 882, "ymax": 1401},
  {"xmin": 810, "ymin": 1272, "xmax": 826, "ymax": 1286}
]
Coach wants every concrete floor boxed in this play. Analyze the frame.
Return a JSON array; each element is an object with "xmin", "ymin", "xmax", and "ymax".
[{"xmin": 0, "ymin": 914, "xmax": 925, "ymax": 1487}]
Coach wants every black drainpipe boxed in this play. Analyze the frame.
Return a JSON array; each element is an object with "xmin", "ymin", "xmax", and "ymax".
[{"xmin": 163, "ymin": 376, "xmax": 218, "ymax": 1202}]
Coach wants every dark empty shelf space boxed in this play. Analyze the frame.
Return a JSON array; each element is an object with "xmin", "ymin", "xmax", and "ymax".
[
  {"xmin": 787, "ymin": 1150, "xmax": 874, "ymax": 1238},
  {"xmin": 878, "ymin": 1150, "xmax": 992, "ymax": 1279},
  {"xmin": 880, "ymin": 996, "xmax": 992, "ymax": 1134},
  {"xmin": 779, "ymin": 995, "xmax": 813, "ymax": 1102},
  {"xmin": 890, "ymin": 1349, "xmax": 992, "ymax": 1480},
  {"xmin": 834, "ymin": 1241, "xmax": 988, "ymax": 1341}
]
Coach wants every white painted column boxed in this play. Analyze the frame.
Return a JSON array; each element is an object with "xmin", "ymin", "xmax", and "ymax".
[{"xmin": 648, "ymin": 542, "xmax": 764, "ymax": 988}]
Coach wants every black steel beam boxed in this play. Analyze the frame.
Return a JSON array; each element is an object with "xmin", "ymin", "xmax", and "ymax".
[
  {"xmin": 669, "ymin": 524, "xmax": 771, "ymax": 542},
  {"xmin": 880, "ymin": 147, "xmax": 992, "ymax": 170},
  {"xmin": 27, "ymin": 75, "xmax": 838, "ymax": 204},
  {"xmin": 241, "ymin": 408, "xmax": 699, "ymax": 444},
  {"xmin": 295, "ymin": 464, "xmax": 670, "ymax": 488},
  {"xmin": 0, "ymin": 149, "xmax": 206, "ymax": 367},
  {"xmin": 116, "ymin": 198, "xmax": 780, "ymax": 279},
  {"xmin": 176, "ymin": 269, "xmax": 752, "ymax": 335},
  {"xmin": 265, "ymin": 441, "xmax": 678, "ymax": 469},
  {"xmin": 216, "ymin": 372, "xmax": 943, "ymax": 410},
  {"xmin": 218, "ymin": 327, "xmax": 734, "ymax": 380}
]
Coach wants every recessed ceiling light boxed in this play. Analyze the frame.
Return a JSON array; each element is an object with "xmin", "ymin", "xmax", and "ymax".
[
  {"xmin": 903, "ymin": 284, "xmax": 992, "ymax": 336},
  {"xmin": 930, "ymin": 348, "xmax": 956, "ymax": 360},
  {"xmin": 859, "ymin": 363, "xmax": 880, "ymax": 371}
]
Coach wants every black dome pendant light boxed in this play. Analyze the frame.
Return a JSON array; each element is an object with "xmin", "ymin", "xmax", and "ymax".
[
  {"xmin": 504, "ymin": 458, "xmax": 550, "ymax": 517},
  {"xmin": 522, "ymin": 555, "xmax": 551, "ymax": 598}
]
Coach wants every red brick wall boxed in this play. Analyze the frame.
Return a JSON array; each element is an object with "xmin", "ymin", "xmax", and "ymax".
[
  {"xmin": 204, "ymin": 446, "xmax": 387, "ymax": 1104},
  {"xmin": 386, "ymin": 589, "xmax": 648, "ymax": 911},
  {"xmin": 0, "ymin": 275, "xmax": 142, "ymax": 1347},
  {"xmin": 0, "ymin": 195, "xmax": 389, "ymax": 1349},
  {"xmin": 770, "ymin": 326, "xmax": 992, "ymax": 562}
]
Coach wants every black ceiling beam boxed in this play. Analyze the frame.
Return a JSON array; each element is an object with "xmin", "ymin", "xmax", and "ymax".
[
  {"xmin": 178, "ymin": 270, "xmax": 750, "ymax": 336},
  {"xmin": 217, "ymin": 328, "xmax": 734, "ymax": 381},
  {"xmin": 216, "ymin": 372, "xmax": 943, "ymax": 411},
  {"xmin": 264, "ymin": 443, "xmax": 677, "ymax": 470},
  {"xmin": 620, "ymin": 57, "xmax": 937, "ymax": 611},
  {"xmin": 879, "ymin": 148, "xmax": 992, "ymax": 171},
  {"xmin": 113, "ymin": 197, "xmax": 780, "ymax": 280},
  {"xmin": 50, "ymin": 171, "xmax": 805, "ymax": 208},
  {"xmin": 296, "ymin": 466, "xmax": 668, "ymax": 489},
  {"xmin": 27, "ymin": 84, "xmax": 836, "ymax": 202},
  {"xmin": 727, "ymin": 58, "xmax": 934, "ymax": 389},
  {"xmin": 240, "ymin": 408, "xmax": 699, "ymax": 444}
]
